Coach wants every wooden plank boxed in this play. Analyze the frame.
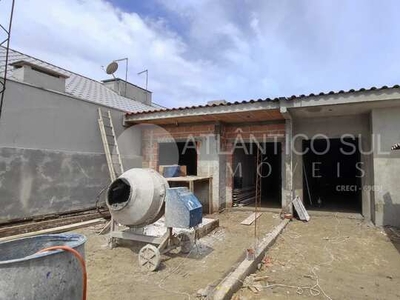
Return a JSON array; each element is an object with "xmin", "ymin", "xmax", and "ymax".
[
  {"xmin": 0, "ymin": 218, "xmax": 105, "ymax": 242},
  {"xmin": 292, "ymin": 196, "xmax": 310, "ymax": 221},
  {"xmin": 0, "ymin": 210, "xmax": 109, "ymax": 238},
  {"xmin": 238, "ymin": 197, "xmax": 256, "ymax": 206},
  {"xmin": 166, "ymin": 176, "xmax": 211, "ymax": 182},
  {"xmin": 240, "ymin": 212, "xmax": 262, "ymax": 225},
  {"xmin": 189, "ymin": 181, "xmax": 194, "ymax": 193},
  {"xmin": 110, "ymin": 230, "xmax": 164, "ymax": 244}
]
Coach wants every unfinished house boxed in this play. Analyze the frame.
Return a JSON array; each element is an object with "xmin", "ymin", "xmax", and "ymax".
[
  {"xmin": 0, "ymin": 47, "xmax": 156, "ymax": 224},
  {"xmin": 1, "ymin": 48, "xmax": 399, "ymax": 228},
  {"xmin": 125, "ymin": 86, "xmax": 400, "ymax": 227}
]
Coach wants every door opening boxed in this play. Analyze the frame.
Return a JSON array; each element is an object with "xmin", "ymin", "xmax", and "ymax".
[
  {"xmin": 302, "ymin": 138, "xmax": 362, "ymax": 212},
  {"xmin": 232, "ymin": 142, "xmax": 281, "ymax": 208}
]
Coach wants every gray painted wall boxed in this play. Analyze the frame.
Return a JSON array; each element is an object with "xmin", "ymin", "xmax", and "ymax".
[
  {"xmin": 291, "ymin": 114, "xmax": 373, "ymax": 219},
  {"xmin": 102, "ymin": 79, "xmax": 152, "ymax": 105},
  {"xmin": 371, "ymin": 107, "xmax": 400, "ymax": 227},
  {"xmin": 0, "ymin": 80, "xmax": 142, "ymax": 223}
]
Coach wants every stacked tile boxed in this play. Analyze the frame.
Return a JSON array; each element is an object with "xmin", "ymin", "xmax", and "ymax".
[{"xmin": 232, "ymin": 186, "xmax": 256, "ymax": 206}]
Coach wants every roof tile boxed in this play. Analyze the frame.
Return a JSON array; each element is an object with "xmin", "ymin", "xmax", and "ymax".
[
  {"xmin": 125, "ymin": 83, "xmax": 400, "ymax": 117},
  {"xmin": 0, "ymin": 47, "xmax": 154, "ymax": 112}
]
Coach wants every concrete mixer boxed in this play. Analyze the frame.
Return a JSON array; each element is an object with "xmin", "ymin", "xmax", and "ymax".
[{"xmin": 106, "ymin": 168, "xmax": 202, "ymax": 271}]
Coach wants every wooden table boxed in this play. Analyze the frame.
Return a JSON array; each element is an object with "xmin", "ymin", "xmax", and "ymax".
[{"xmin": 166, "ymin": 176, "xmax": 213, "ymax": 214}]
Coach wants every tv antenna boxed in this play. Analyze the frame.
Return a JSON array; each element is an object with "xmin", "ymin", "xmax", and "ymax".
[
  {"xmin": 137, "ymin": 69, "xmax": 148, "ymax": 91},
  {"xmin": 0, "ymin": 0, "xmax": 16, "ymax": 123},
  {"xmin": 103, "ymin": 58, "xmax": 128, "ymax": 96}
]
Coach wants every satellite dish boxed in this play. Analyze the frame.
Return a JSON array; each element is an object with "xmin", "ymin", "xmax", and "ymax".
[{"xmin": 106, "ymin": 61, "xmax": 119, "ymax": 75}]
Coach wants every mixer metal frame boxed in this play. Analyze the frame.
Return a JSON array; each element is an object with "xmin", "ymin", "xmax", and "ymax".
[{"xmin": 109, "ymin": 227, "xmax": 192, "ymax": 271}]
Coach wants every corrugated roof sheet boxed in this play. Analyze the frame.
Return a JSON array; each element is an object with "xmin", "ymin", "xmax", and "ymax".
[
  {"xmin": 126, "ymin": 84, "xmax": 400, "ymax": 116},
  {"xmin": 0, "ymin": 47, "xmax": 154, "ymax": 112}
]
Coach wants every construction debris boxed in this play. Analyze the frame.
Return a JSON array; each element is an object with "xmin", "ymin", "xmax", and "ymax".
[
  {"xmin": 243, "ymin": 274, "xmax": 270, "ymax": 294},
  {"xmin": 292, "ymin": 196, "xmax": 310, "ymax": 221},
  {"xmin": 233, "ymin": 186, "xmax": 256, "ymax": 206},
  {"xmin": 0, "ymin": 209, "xmax": 109, "ymax": 238},
  {"xmin": 0, "ymin": 218, "xmax": 106, "ymax": 242}
]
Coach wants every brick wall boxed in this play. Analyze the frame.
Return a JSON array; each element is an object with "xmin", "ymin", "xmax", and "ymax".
[
  {"xmin": 141, "ymin": 124, "xmax": 215, "ymax": 170},
  {"xmin": 141, "ymin": 121, "xmax": 286, "ymax": 210}
]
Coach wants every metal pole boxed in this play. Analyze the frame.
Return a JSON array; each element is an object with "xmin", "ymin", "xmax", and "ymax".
[
  {"xmin": 138, "ymin": 69, "xmax": 149, "ymax": 104},
  {"xmin": 145, "ymin": 69, "xmax": 148, "ymax": 90},
  {"xmin": 0, "ymin": 0, "xmax": 16, "ymax": 123},
  {"xmin": 254, "ymin": 145, "xmax": 262, "ymax": 252},
  {"xmin": 125, "ymin": 58, "xmax": 128, "ymax": 96},
  {"xmin": 138, "ymin": 70, "xmax": 148, "ymax": 89}
]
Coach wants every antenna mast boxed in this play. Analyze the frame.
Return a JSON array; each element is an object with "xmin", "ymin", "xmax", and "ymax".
[
  {"xmin": 137, "ymin": 69, "xmax": 148, "ymax": 91},
  {"xmin": 0, "ymin": 0, "xmax": 16, "ymax": 122}
]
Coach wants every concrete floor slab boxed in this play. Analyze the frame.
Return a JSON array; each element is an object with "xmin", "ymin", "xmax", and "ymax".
[
  {"xmin": 72, "ymin": 210, "xmax": 282, "ymax": 299},
  {"xmin": 234, "ymin": 216, "xmax": 400, "ymax": 300}
]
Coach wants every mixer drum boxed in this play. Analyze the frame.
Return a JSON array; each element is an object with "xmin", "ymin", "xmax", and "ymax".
[{"xmin": 106, "ymin": 168, "xmax": 169, "ymax": 227}]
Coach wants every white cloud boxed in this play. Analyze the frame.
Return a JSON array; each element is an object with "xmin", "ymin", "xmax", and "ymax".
[
  {"xmin": 2, "ymin": 0, "xmax": 400, "ymax": 107},
  {"xmin": 3, "ymin": 0, "xmax": 221, "ymax": 106}
]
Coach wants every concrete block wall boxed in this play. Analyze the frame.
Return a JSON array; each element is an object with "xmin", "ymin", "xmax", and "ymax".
[
  {"xmin": 371, "ymin": 107, "xmax": 400, "ymax": 227},
  {"xmin": 0, "ymin": 80, "xmax": 140, "ymax": 223},
  {"xmin": 292, "ymin": 114, "xmax": 373, "ymax": 220}
]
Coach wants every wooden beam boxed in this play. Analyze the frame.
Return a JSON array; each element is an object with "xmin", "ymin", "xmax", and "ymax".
[
  {"xmin": 0, "ymin": 218, "xmax": 105, "ymax": 242},
  {"xmin": 240, "ymin": 212, "xmax": 262, "ymax": 226},
  {"xmin": 0, "ymin": 211, "xmax": 109, "ymax": 237}
]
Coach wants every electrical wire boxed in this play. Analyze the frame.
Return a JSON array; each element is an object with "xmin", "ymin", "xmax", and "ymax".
[
  {"xmin": 260, "ymin": 215, "xmax": 351, "ymax": 299},
  {"xmin": 95, "ymin": 184, "xmax": 110, "ymax": 218},
  {"xmin": 0, "ymin": 0, "xmax": 16, "ymax": 123},
  {"xmin": 37, "ymin": 245, "xmax": 87, "ymax": 300}
]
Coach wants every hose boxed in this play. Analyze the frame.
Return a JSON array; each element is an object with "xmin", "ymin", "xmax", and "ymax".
[
  {"xmin": 95, "ymin": 185, "xmax": 111, "ymax": 218},
  {"xmin": 37, "ymin": 246, "xmax": 87, "ymax": 300}
]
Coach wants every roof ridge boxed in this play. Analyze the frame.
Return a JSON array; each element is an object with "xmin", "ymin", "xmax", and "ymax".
[
  {"xmin": 2, "ymin": 46, "xmax": 154, "ymax": 109},
  {"xmin": 2, "ymin": 46, "xmax": 109, "ymax": 88},
  {"xmin": 1, "ymin": 46, "xmax": 155, "ymax": 111}
]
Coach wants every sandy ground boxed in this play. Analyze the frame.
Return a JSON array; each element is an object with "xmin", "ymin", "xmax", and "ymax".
[
  {"xmin": 73, "ymin": 210, "xmax": 281, "ymax": 300},
  {"xmin": 234, "ymin": 216, "xmax": 400, "ymax": 300}
]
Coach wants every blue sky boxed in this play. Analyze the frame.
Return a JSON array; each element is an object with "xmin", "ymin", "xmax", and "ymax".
[{"xmin": 2, "ymin": 0, "xmax": 400, "ymax": 107}]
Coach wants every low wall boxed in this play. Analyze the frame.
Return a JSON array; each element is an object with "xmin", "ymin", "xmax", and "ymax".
[{"xmin": 0, "ymin": 147, "xmax": 109, "ymax": 223}]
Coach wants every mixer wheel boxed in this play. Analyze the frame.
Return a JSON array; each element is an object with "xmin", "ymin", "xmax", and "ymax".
[
  {"xmin": 138, "ymin": 244, "xmax": 161, "ymax": 271},
  {"xmin": 177, "ymin": 232, "xmax": 192, "ymax": 254}
]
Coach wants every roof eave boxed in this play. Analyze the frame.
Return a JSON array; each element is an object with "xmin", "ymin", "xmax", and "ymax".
[{"xmin": 124, "ymin": 100, "xmax": 280, "ymax": 124}]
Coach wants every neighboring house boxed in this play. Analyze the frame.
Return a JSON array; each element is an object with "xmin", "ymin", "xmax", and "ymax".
[
  {"xmin": 0, "ymin": 47, "xmax": 155, "ymax": 223},
  {"xmin": 124, "ymin": 85, "xmax": 400, "ymax": 227}
]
